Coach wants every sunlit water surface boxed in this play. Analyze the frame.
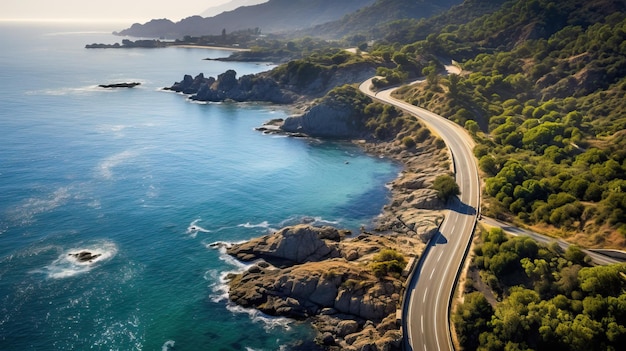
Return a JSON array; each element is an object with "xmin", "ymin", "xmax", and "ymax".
[{"xmin": 0, "ymin": 22, "xmax": 399, "ymax": 350}]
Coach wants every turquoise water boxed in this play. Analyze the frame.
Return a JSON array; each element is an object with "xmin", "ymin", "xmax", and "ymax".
[{"xmin": 0, "ymin": 22, "xmax": 399, "ymax": 350}]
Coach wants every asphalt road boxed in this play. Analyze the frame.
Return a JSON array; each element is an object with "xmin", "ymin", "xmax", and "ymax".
[
  {"xmin": 359, "ymin": 79, "xmax": 480, "ymax": 351},
  {"xmin": 480, "ymin": 216, "xmax": 623, "ymax": 266}
]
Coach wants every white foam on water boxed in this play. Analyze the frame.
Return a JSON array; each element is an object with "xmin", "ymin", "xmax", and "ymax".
[
  {"xmin": 186, "ymin": 219, "xmax": 211, "ymax": 238},
  {"xmin": 207, "ymin": 269, "xmax": 232, "ymax": 303},
  {"xmin": 8, "ymin": 187, "xmax": 72, "ymax": 225},
  {"xmin": 205, "ymin": 242, "xmax": 258, "ymax": 303},
  {"xmin": 278, "ymin": 215, "xmax": 340, "ymax": 228},
  {"xmin": 38, "ymin": 241, "xmax": 118, "ymax": 279},
  {"xmin": 226, "ymin": 303, "xmax": 293, "ymax": 332},
  {"xmin": 91, "ymin": 312, "xmax": 143, "ymax": 351},
  {"xmin": 97, "ymin": 150, "xmax": 137, "ymax": 180},
  {"xmin": 204, "ymin": 243, "xmax": 294, "ymax": 332},
  {"xmin": 25, "ymin": 84, "xmax": 115, "ymax": 96},
  {"xmin": 161, "ymin": 340, "xmax": 175, "ymax": 351},
  {"xmin": 237, "ymin": 221, "xmax": 270, "ymax": 229}
]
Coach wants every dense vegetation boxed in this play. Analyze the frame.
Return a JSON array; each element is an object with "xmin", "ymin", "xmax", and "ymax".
[
  {"xmin": 380, "ymin": 0, "xmax": 626, "ymax": 248},
  {"xmin": 370, "ymin": 248, "xmax": 408, "ymax": 278},
  {"xmin": 300, "ymin": 83, "xmax": 437, "ymax": 145},
  {"xmin": 269, "ymin": 48, "xmax": 381, "ymax": 92},
  {"xmin": 296, "ymin": 0, "xmax": 462, "ymax": 40},
  {"xmin": 454, "ymin": 227, "xmax": 626, "ymax": 350}
]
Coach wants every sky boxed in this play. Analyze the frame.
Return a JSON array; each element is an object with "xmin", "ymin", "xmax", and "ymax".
[{"xmin": 0, "ymin": 0, "xmax": 230, "ymax": 23}]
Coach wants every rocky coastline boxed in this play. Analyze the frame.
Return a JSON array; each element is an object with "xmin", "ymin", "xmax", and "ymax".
[
  {"xmin": 164, "ymin": 70, "xmax": 297, "ymax": 104},
  {"xmin": 166, "ymin": 67, "xmax": 450, "ymax": 350},
  {"xmin": 225, "ymin": 121, "xmax": 449, "ymax": 350}
]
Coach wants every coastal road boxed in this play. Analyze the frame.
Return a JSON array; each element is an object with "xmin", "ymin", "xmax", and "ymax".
[
  {"xmin": 480, "ymin": 216, "xmax": 624, "ymax": 266},
  {"xmin": 359, "ymin": 78, "xmax": 480, "ymax": 351}
]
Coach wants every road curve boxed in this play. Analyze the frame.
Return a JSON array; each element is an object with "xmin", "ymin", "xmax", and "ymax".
[{"xmin": 359, "ymin": 78, "xmax": 480, "ymax": 351}]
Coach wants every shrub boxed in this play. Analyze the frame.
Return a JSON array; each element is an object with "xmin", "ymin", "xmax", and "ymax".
[
  {"xmin": 402, "ymin": 136, "xmax": 416, "ymax": 148},
  {"xmin": 433, "ymin": 174, "xmax": 461, "ymax": 202},
  {"xmin": 370, "ymin": 249, "xmax": 407, "ymax": 278}
]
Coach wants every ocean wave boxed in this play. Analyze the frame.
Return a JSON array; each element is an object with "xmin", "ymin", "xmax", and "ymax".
[
  {"xmin": 226, "ymin": 303, "xmax": 293, "ymax": 332},
  {"xmin": 161, "ymin": 340, "xmax": 175, "ymax": 351},
  {"xmin": 205, "ymin": 242, "xmax": 257, "ymax": 304},
  {"xmin": 37, "ymin": 240, "xmax": 118, "ymax": 279},
  {"xmin": 207, "ymin": 269, "xmax": 231, "ymax": 303},
  {"xmin": 278, "ymin": 215, "xmax": 340, "ymax": 228},
  {"xmin": 186, "ymin": 219, "xmax": 211, "ymax": 238},
  {"xmin": 237, "ymin": 221, "xmax": 270, "ymax": 229}
]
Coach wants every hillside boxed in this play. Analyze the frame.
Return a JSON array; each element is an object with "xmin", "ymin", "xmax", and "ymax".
[
  {"xmin": 116, "ymin": 0, "xmax": 375, "ymax": 39},
  {"xmin": 375, "ymin": 0, "xmax": 626, "ymax": 248},
  {"xmin": 201, "ymin": 0, "xmax": 267, "ymax": 18},
  {"xmin": 294, "ymin": 0, "xmax": 463, "ymax": 40}
]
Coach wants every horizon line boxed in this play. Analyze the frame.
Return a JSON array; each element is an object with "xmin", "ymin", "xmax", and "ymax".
[{"xmin": 0, "ymin": 17, "xmax": 178, "ymax": 24}]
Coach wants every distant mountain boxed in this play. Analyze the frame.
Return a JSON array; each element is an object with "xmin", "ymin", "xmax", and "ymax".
[
  {"xmin": 201, "ymin": 0, "xmax": 268, "ymax": 18},
  {"xmin": 117, "ymin": 0, "xmax": 376, "ymax": 39},
  {"xmin": 296, "ymin": 0, "xmax": 463, "ymax": 40}
]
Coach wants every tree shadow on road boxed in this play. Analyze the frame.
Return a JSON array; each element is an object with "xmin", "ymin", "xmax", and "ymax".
[{"xmin": 448, "ymin": 197, "xmax": 476, "ymax": 216}]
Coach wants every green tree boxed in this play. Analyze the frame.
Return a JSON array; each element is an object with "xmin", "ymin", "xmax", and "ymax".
[
  {"xmin": 433, "ymin": 174, "xmax": 460, "ymax": 202},
  {"xmin": 453, "ymin": 292, "xmax": 494, "ymax": 350}
]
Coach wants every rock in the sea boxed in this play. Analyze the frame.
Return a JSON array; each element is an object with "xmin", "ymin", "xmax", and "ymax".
[
  {"xmin": 68, "ymin": 251, "xmax": 101, "ymax": 262},
  {"xmin": 99, "ymin": 82, "xmax": 140, "ymax": 88}
]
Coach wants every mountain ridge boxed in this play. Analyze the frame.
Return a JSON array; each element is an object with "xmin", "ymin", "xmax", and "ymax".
[
  {"xmin": 294, "ymin": 0, "xmax": 463, "ymax": 40},
  {"xmin": 201, "ymin": 0, "xmax": 268, "ymax": 18},
  {"xmin": 117, "ymin": 0, "xmax": 376, "ymax": 39}
]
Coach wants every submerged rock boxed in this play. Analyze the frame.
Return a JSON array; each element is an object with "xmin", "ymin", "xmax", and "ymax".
[{"xmin": 68, "ymin": 251, "xmax": 101, "ymax": 262}]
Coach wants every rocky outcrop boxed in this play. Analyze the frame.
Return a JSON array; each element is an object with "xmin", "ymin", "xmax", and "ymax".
[
  {"xmin": 229, "ymin": 259, "xmax": 400, "ymax": 321},
  {"xmin": 227, "ymin": 225, "xmax": 346, "ymax": 266},
  {"xmin": 226, "ymin": 225, "xmax": 414, "ymax": 350},
  {"xmin": 282, "ymin": 102, "xmax": 363, "ymax": 138},
  {"xmin": 225, "ymin": 103, "xmax": 451, "ymax": 350},
  {"xmin": 68, "ymin": 251, "xmax": 101, "ymax": 262},
  {"xmin": 165, "ymin": 70, "xmax": 296, "ymax": 104}
]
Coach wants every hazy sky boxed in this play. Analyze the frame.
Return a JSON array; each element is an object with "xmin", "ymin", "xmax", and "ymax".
[{"xmin": 0, "ymin": 0, "xmax": 230, "ymax": 22}]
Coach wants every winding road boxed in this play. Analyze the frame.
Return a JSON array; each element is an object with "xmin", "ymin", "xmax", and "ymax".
[
  {"xmin": 359, "ymin": 78, "xmax": 480, "ymax": 351},
  {"xmin": 359, "ymin": 75, "xmax": 624, "ymax": 350}
]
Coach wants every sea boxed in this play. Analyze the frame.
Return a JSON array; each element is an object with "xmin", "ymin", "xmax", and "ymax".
[{"xmin": 0, "ymin": 21, "xmax": 400, "ymax": 351}]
